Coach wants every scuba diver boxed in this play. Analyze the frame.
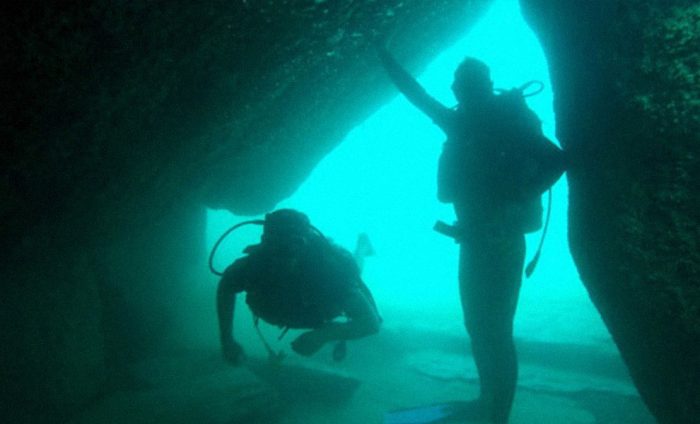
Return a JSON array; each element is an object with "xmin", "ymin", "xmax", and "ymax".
[
  {"xmin": 378, "ymin": 46, "xmax": 566, "ymax": 424},
  {"xmin": 214, "ymin": 209, "xmax": 381, "ymax": 365}
]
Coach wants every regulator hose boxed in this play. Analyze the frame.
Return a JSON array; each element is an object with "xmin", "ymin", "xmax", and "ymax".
[
  {"xmin": 208, "ymin": 220, "xmax": 264, "ymax": 276},
  {"xmin": 518, "ymin": 80, "xmax": 545, "ymax": 97},
  {"xmin": 525, "ymin": 188, "xmax": 552, "ymax": 279},
  {"xmin": 494, "ymin": 80, "xmax": 545, "ymax": 98}
]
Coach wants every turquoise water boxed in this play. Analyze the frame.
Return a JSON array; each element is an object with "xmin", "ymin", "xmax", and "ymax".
[
  {"xmin": 197, "ymin": 2, "xmax": 651, "ymax": 423},
  {"xmin": 207, "ymin": 0, "xmax": 610, "ymax": 348}
]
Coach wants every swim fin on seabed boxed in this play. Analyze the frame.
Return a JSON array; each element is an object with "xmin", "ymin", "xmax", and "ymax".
[{"xmin": 383, "ymin": 401, "xmax": 485, "ymax": 424}]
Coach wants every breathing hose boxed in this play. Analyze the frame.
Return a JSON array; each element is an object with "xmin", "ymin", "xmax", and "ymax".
[
  {"xmin": 525, "ymin": 188, "xmax": 552, "ymax": 278},
  {"xmin": 208, "ymin": 220, "xmax": 264, "ymax": 276},
  {"xmin": 208, "ymin": 217, "xmax": 328, "ymax": 277},
  {"xmin": 494, "ymin": 80, "xmax": 545, "ymax": 98}
]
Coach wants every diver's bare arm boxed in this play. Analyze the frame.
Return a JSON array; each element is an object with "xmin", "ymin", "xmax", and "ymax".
[
  {"xmin": 291, "ymin": 283, "xmax": 380, "ymax": 356},
  {"xmin": 216, "ymin": 261, "xmax": 247, "ymax": 357},
  {"xmin": 216, "ymin": 279, "xmax": 237, "ymax": 347},
  {"xmin": 317, "ymin": 288, "xmax": 381, "ymax": 342},
  {"xmin": 377, "ymin": 47, "xmax": 452, "ymax": 130}
]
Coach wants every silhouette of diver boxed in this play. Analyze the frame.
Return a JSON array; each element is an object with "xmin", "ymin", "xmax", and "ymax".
[
  {"xmin": 216, "ymin": 209, "xmax": 381, "ymax": 365},
  {"xmin": 378, "ymin": 46, "xmax": 566, "ymax": 423}
]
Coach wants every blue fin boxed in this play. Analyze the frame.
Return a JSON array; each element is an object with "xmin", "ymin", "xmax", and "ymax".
[
  {"xmin": 383, "ymin": 402, "xmax": 462, "ymax": 424},
  {"xmin": 384, "ymin": 401, "xmax": 487, "ymax": 424}
]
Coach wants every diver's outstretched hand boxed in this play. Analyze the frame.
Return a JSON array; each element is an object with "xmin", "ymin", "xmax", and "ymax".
[
  {"xmin": 291, "ymin": 331, "xmax": 326, "ymax": 357},
  {"xmin": 222, "ymin": 340, "xmax": 246, "ymax": 366}
]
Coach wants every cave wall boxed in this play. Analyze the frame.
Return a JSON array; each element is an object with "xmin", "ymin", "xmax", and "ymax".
[
  {"xmin": 0, "ymin": 201, "xmax": 207, "ymax": 422},
  {"xmin": 1, "ymin": 0, "xmax": 490, "ymax": 255},
  {"xmin": 97, "ymin": 203, "xmax": 208, "ymax": 375},
  {"xmin": 0, "ymin": 1, "xmax": 491, "ymax": 422},
  {"xmin": 1, "ymin": 244, "xmax": 106, "ymax": 422},
  {"xmin": 521, "ymin": 1, "xmax": 700, "ymax": 423},
  {"xmin": 6, "ymin": 0, "xmax": 700, "ymax": 422}
]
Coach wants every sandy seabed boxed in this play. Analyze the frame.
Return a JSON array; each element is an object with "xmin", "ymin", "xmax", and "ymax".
[{"xmin": 249, "ymin": 316, "xmax": 656, "ymax": 424}]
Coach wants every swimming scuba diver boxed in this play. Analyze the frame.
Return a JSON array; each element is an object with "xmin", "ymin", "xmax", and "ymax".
[{"xmin": 214, "ymin": 209, "xmax": 382, "ymax": 365}]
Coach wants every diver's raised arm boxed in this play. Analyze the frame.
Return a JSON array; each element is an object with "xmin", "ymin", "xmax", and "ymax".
[{"xmin": 377, "ymin": 46, "xmax": 452, "ymax": 131}]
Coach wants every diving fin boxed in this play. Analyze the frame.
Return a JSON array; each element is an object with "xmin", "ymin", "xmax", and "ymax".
[
  {"xmin": 384, "ymin": 404, "xmax": 453, "ymax": 424},
  {"xmin": 383, "ymin": 401, "xmax": 485, "ymax": 424}
]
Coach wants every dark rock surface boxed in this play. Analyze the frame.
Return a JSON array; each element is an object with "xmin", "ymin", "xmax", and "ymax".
[
  {"xmin": 2, "ymin": 0, "xmax": 700, "ymax": 423},
  {"xmin": 522, "ymin": 1, "xmax": 700, "ymax": 423},
  {"xmin": 0, "ymin": 0, "xmax": 489, "ymax": 422},
  {"xmin": 0, "ymin": 0, "xmax": 487, "ymax": 254},
  {"xmin": 68, "ymin": 353, "xmax": 280, "ymax": 424}
]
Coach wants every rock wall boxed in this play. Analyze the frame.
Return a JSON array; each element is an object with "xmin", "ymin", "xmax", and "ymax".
[
  {"xmin": 97, "ymin": 203, "xmax": 209, "ymax": 375},
  {"xmin": 1, "ymin": 238, "xmax": 107, "ymax": 421},
  {"xmin": 5, "ymin": 0, "xmax": 700, "ymax": 422},
  {"xmin": 0, "ymin": 0, "xmax": 489, "ymax": 255},
  {"xmin": 0, "ymin": 1, "xmax": 490, "ymax": 422},
  {"xmin": 521, "ymin": 1, "xmax": 700, "ymax": 423},
  {"xmin": 0, "ymin": 201, "xmax": 209, "ymax": 422}
]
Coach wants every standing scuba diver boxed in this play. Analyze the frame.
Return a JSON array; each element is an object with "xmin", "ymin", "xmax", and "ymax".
[{"xmin": 378, "ymin": 46, "xmax": 566, "ymax": 424}]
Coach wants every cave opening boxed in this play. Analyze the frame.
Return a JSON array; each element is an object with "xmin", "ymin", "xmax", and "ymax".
[{"xmin": 206, "ymin": 0, "xmax": 611, "ymax": 351}]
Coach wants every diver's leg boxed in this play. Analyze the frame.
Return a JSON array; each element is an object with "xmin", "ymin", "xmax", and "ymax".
[
  {"xmin": 459, "ymin": 233, "xmax": 525, "ymax": 423},
  {"xmin": 488, "ymin": 303, "xmax": 519, "ymax": 423},
  {"xmin": 458, "ymin": 240, "xmax": 494, "ymax": 417}
]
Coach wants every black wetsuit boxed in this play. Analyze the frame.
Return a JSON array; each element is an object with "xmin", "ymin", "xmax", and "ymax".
[
  {"xmin": 224, "ymin": 236, "xmax": 362, "ymax": 330},
  {"xmin": 216, "ymin": 231, "xmax": 382, "ymax": 363}
]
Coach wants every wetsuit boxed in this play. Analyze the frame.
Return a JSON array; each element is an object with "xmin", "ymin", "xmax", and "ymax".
[{"xmin": 217, "ymin": 233, "xmax": 381, "ymax": 363}]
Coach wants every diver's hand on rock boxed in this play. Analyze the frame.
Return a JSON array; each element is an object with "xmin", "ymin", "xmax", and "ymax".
[
  {"xmin": 291, "ymin": 331, "xmax": 326, "ymax": 357},
  {"xmin": 222, "ymin": 340, "xmax": 245, "ymax": 366}
]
